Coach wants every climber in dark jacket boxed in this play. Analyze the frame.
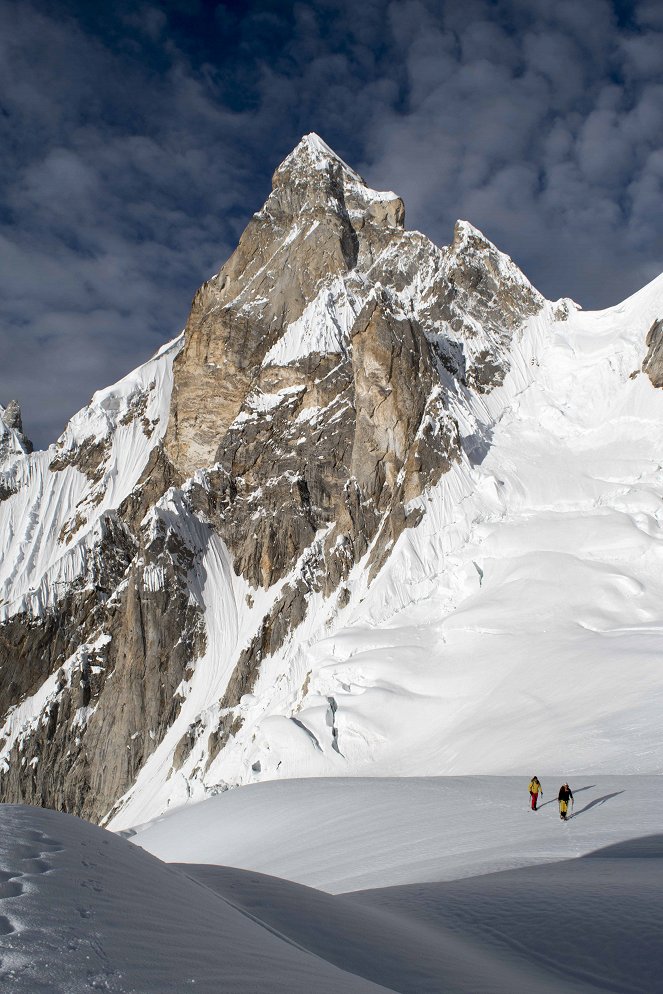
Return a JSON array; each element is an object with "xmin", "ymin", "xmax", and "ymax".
[{"xmin": 558, "ymin": 783, "xmax": 574, "ymax": 820}]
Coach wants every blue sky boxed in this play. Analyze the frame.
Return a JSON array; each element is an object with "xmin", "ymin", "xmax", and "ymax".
[{"xmin": 2, "ymin": 0, "xmax": 662, "ymax": 446}]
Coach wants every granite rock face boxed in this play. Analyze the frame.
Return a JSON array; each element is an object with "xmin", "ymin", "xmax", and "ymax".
[
  {"xmin": 164, "ymin": 136, "xmax": 536, "ymax": 596},
  {"xmin": 642, "ymin": 318, "xmax": 663, "ymax": 387},
  {"xmin": 0, "ymin": 134, "xmax": 550, "ymax": 823},
  {"xmin": 164, "ymin": 136, "xmax": 406, "ymax": 479}
]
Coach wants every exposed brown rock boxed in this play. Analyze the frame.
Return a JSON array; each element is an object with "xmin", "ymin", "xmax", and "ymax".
[
  {"xmin": 0, "ymin": 400, "xmax": 33, "ymax": 456},
  {"xmin": 50, "ymin": 436, "xmax": 110, "ymax": 484},
  {"xmin": 0, "ymin": 479, "xmax": 19, "ymax": 502},
  {"xmin": 0, "ymin": 500, "xmax": 204, "ymax": 822},
  {"xmin": 642, "ymin": 318, "xmax": 663, "ymax": 388},
  {"xmin": 164, "ymin": 137, "xmax": 405, "ymax": 479}
]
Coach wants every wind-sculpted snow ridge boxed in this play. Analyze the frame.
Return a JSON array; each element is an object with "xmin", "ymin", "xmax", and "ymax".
[{"xmin": 2, "ymin": 133, "xmax": 663, "ymax": 827}]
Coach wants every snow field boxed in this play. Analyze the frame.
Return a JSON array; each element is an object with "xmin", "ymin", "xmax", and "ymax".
[
  {"xmin": 3, "ymin": 775, "xmax": 662, "ymax": 992},
  {"xmin": 131, "ymin": 775, "xmax": 663, "ymax": 892},
  {"xmin": 134, "ymin": 775, "xmax": 663, "ymax": 992},
  {"xmin": 0, "ymin": 804, "xmax": 388, "ymax": 993}
]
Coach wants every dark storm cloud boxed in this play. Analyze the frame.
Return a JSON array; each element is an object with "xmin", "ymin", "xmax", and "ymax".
[{"xmin": 1, "ymin": 0, "xmax": 662, "ymax": 446}]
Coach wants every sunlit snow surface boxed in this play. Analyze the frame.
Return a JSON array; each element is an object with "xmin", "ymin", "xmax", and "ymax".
[
  {"xmin": 2, "ymin": 776, "xmax": 662, "ymax": 992},
  {"xmin": 262, "ymin": 275, "xmax": 357, "ymax": 366}
]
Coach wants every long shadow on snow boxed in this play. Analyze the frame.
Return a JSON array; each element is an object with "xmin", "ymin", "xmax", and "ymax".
[
  {"xmin": 175, "ymin": 862, "xmax": 563, "ymax": 994},
  {"xmin": 580, "ymin": 833, "xmax": 663, "ymax": 859},
  {"xmin": 538, "ymin": 784, "xmax": 595, "ymax": 810},
  {"xmin": 570, "ymin": 790, "xmax": 624, "ymax": 818},
  {"xmin": 347, "ymin": 833, "xmax": 663, "ymax": 994}
]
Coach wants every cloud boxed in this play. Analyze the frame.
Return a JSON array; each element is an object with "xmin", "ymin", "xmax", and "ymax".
[
  {"xmin": 360, "ymin": 0, "xmax": 663, "ymax": 305},
  {"xmin": 0, "ymin": 1, "xmax": 262, "ymax": 445},
  {"xmin": 2, "ymin": 0, "xmax": 662, "ymax": 446}
]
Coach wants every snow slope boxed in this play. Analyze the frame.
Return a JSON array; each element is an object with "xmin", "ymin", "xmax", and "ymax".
[
  {"xmin": 0, "ymin": 804, "xmax": 389, "ymax": 994},
  {"xmin": 0, "ymin": 335, "xmax": 182, "ymax": 621},
  {"xmin": 262, "ymin": 275, "xmax": 357, "ymax": 366},
  {"xmin": 182, "ymin": 843, "xmax": 663, "ymax": 994},
  {"xmin": 132, "ymin": 775, "xmax": 663, "ymax": 892},
  {"xmin": 4, "ymin": 776, "xmax": 660, "ymax": 993}
]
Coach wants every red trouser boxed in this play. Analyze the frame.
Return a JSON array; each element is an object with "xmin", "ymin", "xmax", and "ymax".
[{"xmin": 530, "ymin": 792, "xmax": 539, "ymax": 810}]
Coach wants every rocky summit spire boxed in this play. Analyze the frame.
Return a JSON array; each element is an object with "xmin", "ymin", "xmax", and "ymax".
[
  {"xmin": 0, "ymin": 400, "xmax": 33, "ymax": 459},
  {"xmin": 275, "ymin": 132, "xmax": 365, "ymax": 183},
  {"xmin": 164, "ymin": 135, "xmax": 406, "ymax": 477},
  {"xmin": 266, "ymin": 132, "xmax": 405, "ymax": 233}
]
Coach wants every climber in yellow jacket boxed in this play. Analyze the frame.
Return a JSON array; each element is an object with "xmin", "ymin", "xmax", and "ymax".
[{"xmin": 528, "ymin": 776, "xmax": 543, "ymax": 811}]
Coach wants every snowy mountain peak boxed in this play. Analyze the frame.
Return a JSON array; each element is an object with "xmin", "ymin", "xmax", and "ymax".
[
  {"xmin": 1, "ymin": 399, "xmax": 27, "ymax": 435},
  {"xmin": 3, "ymin": 138, "xmax": 663, "ymax": 832},
  {"xmin": 279, "ymin": 132, "xmax": 364, "ymax": 183},
  {"xmin": 452, "ymin": 218, "xmax": 486, "ymax": 245},
  {"xmin": 0, "ymin": 399, "xmax": 32, "ymax": 461},
  {"xmin": 449, "ymin": 218, "xmax": 540, "ymax": 297},
  {"xmin": 270, "ymin": 133, "xmax": 403, "ymax": 230}
]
